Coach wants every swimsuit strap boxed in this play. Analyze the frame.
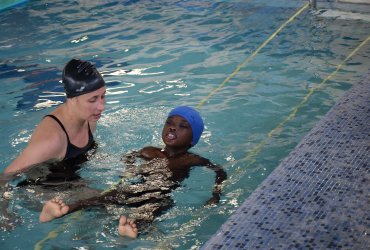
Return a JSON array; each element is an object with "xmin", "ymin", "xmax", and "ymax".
[
  {"xmin": 44, "ymin": 114, "xmax": 71, "ymax": 143},
  {"xmin": 44, "ymin": 114, "xmax": 95, "ymax": 160}
]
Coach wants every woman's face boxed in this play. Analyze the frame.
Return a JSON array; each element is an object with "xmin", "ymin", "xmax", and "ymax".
[
  {"xmin": 162, "ymin": 115, "xmax": 193, "ymax": 149},
  {"xmin": 73, "ymin": 86, "xmax": 106, "ymax": 122}
]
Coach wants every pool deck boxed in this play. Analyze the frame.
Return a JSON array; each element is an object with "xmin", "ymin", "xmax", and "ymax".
[{"xmin": 202, "ymin": 71, "xmax": 370, "ymax": 249}]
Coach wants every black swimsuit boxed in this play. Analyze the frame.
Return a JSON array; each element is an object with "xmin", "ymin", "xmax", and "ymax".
[
  {"xmin": 45, "ymin": 114, "xmax": 95, "ymax": 160},
  {"xmin": 17, "ymin": 115, "xmax": 96, "ymax": 186}
]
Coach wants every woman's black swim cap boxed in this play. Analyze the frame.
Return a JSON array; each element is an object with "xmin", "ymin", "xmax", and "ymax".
[{"xmin": 62, "ymin": 59, "xmax": 106, "ymax": 98}]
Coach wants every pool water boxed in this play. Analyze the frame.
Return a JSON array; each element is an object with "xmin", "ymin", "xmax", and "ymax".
[{"xmin": 1, "ymin": 0, "xmax": 369, "ymax": 249}]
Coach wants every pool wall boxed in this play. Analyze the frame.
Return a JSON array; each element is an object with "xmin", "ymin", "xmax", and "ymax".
[{"xmin": 202, "ymin": 70, "xmax": 370, "ymax": 249}]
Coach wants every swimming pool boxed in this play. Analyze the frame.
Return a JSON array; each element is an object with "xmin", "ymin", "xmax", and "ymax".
[{"xmin": 1, "ymin": 0, "xmax": 369, "ymax": 249}]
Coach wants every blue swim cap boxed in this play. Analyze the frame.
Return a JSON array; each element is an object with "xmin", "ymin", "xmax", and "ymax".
[
  {"xmin": 168, "ymin": 106, "xmax": 204, "ymax": 146},
  {"xmin": 63, "ymin": 59, "xmax": 105, "ymax": 98}
]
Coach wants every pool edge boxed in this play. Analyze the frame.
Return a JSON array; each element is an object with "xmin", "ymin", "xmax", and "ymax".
[{"xmin": 202, "ymin": 69, "xmax": 370, "ymax": 249}]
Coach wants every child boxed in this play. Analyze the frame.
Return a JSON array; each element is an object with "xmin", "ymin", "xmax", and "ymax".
[{"xmin": 39, "ymin": 106, "xmax": 227, "ymax": 238}]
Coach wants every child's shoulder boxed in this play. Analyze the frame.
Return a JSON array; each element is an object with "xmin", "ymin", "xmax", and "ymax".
[
  {"xmin": 139, "ymin": 146, "xmax": 162, "ymax": 159},
  {"xmin": 182, "ymin": 152, "xmax": 210, "ymax": 166}
]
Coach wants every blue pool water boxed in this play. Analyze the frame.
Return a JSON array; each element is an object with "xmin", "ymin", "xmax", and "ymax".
[{"xmin": 0, "ymin": 0, "xmax": 369, "ymax": 249}]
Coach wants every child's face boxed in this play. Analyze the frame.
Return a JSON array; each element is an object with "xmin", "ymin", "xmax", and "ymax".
[{"xmin": 162, "ymin": 115, "xmax": 193, "ymax": 149}]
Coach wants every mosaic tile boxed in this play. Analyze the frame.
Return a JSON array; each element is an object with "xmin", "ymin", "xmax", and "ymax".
[{"xmin": 202, "ymin": 72, "xmax": 370, "ymax": 249}]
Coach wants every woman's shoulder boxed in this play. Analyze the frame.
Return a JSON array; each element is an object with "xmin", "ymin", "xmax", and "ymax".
[
  {"xmin": 36, "ymin": 115, "xmax": 65, "ymax": 138},
  {"xmin": 31, "ymin": 114, "xmax": 68, "ymax": 152}
]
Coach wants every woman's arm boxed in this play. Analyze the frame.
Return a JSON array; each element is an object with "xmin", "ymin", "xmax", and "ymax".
[{"xmin": 3, "ymin": 120, "xmax": 66, "ymax": 175}]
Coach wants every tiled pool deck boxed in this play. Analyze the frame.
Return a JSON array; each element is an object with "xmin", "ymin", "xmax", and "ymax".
[{"xmin": 202, "ymin": 72, "xmax": 370, "ymax": 249}]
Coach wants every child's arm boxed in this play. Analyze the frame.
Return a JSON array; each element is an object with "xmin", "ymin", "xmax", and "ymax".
[
  {"xmin": 203, "ymin": 161, "xmax": 227, "ymax": 206},
  {"xmin": 121, "ymin": 151, "xmax": 140, "ymax": 165}
]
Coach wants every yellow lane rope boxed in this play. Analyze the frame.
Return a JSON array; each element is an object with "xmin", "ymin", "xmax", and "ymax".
[
  {"xmin": 240, "ymin": 33, "xmax": 370, "ymax": 171},
  {"xmin": 196, "ymin": 2, "xmax": 310, "ymax": 109}
]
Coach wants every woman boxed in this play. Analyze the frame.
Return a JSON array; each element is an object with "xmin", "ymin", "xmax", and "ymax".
[
  {"xmin": 0, "ymin": 59, "xmax": 106, "ymax": 230},
  {"xmin": 2, "ymin": 58, "xmax": 106, "ymax": 177}
]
